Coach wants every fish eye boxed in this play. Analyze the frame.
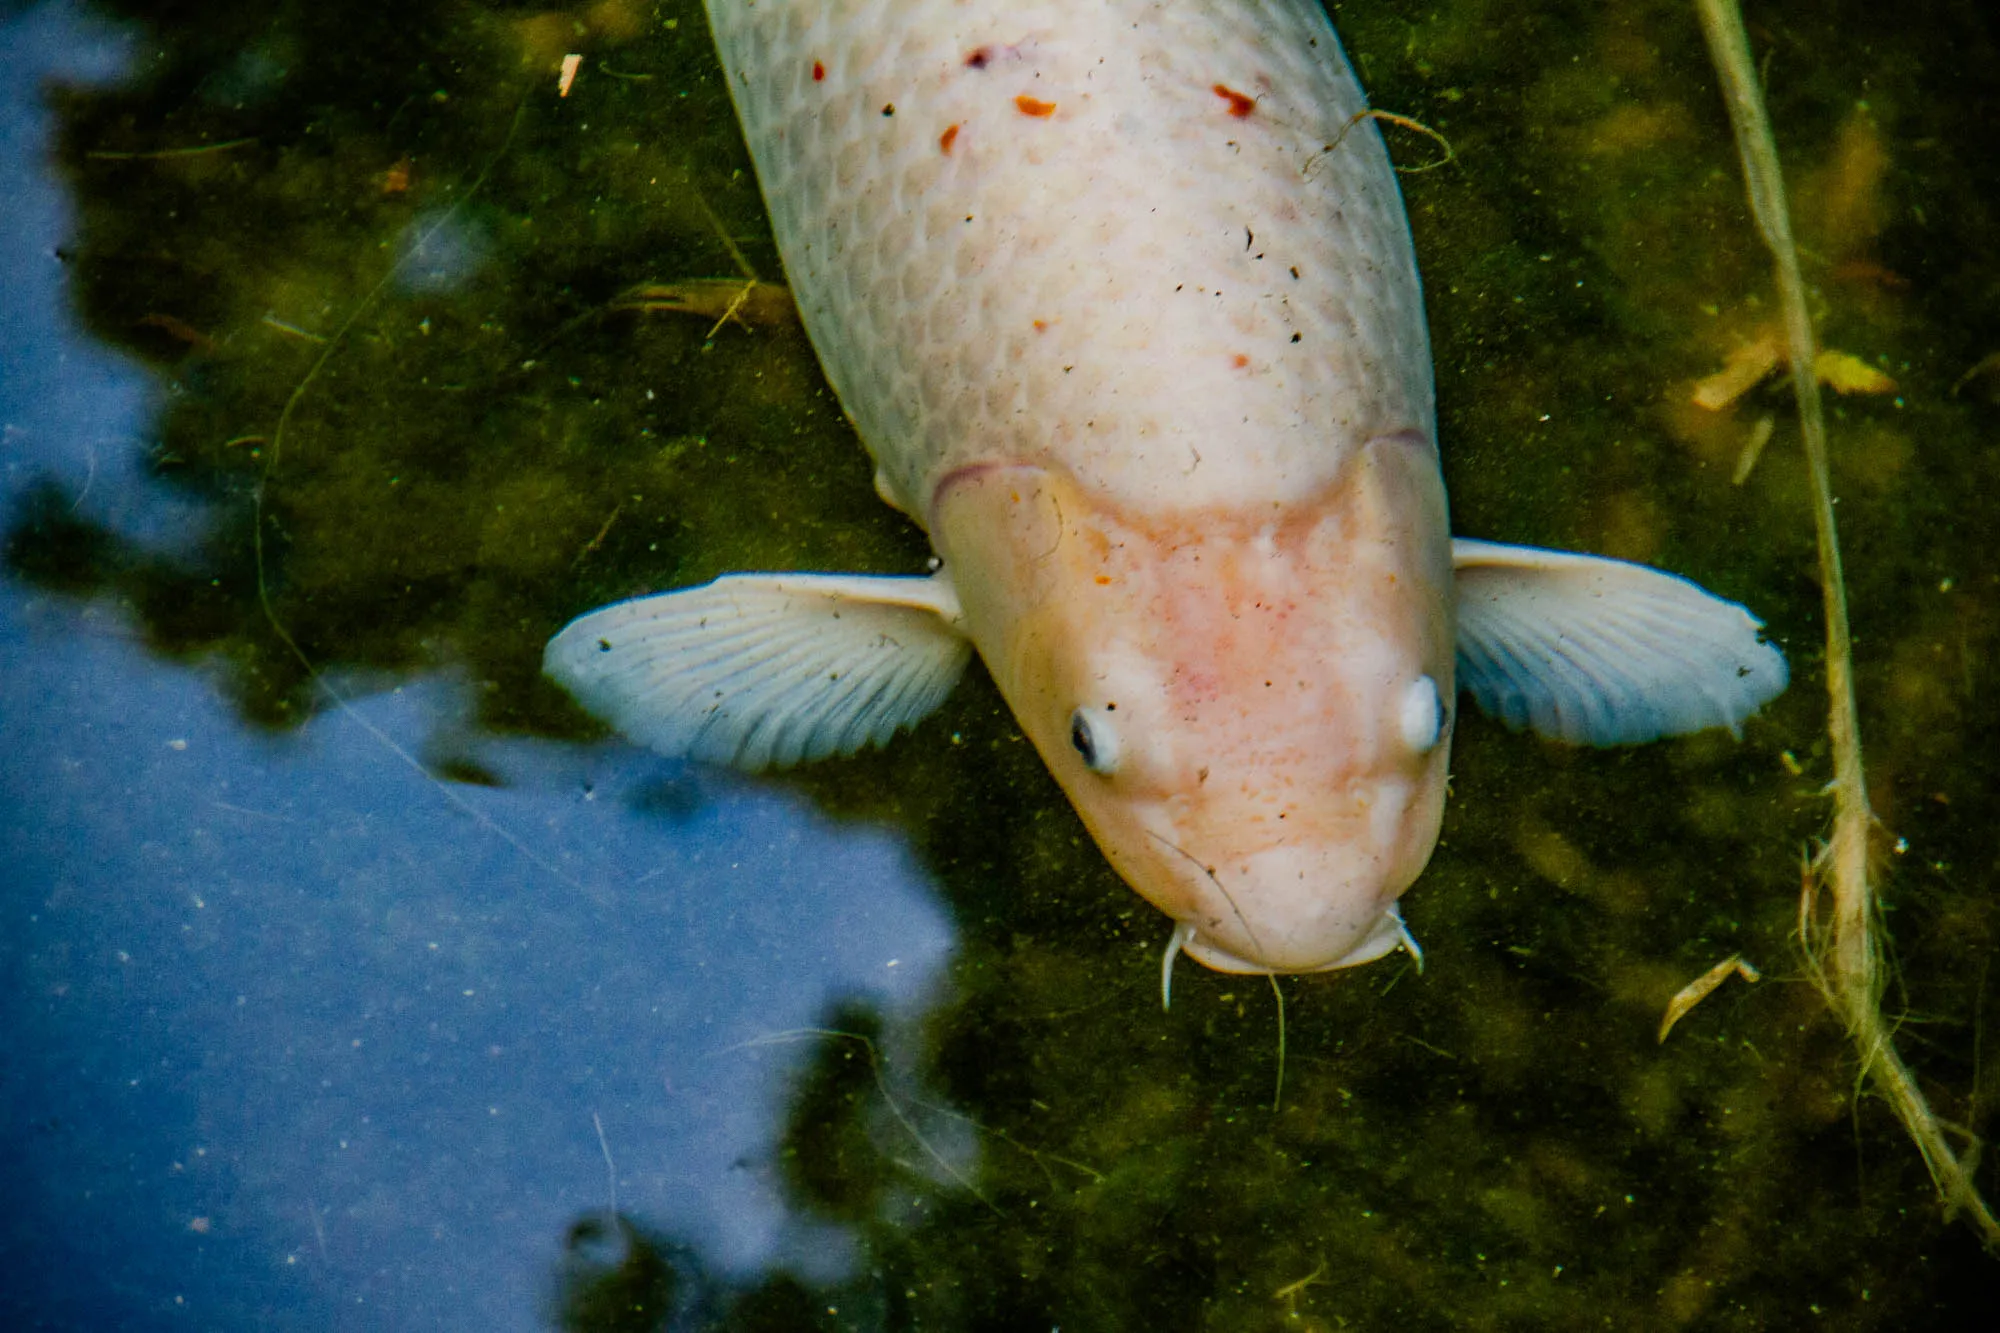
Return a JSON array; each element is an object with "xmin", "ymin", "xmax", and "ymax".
[
  {"xmin": 1069, "ymin": 707, "xmax": 1121, "ymax": 775},
  {"xmin": 1398, "ymin": 675, "xmax": 1448, "ymax": 754}
]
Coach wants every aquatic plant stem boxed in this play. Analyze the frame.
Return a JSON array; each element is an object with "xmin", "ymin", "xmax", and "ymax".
[{"xmin": 1695, "ymin": 0, "xmax": 1997, "ymax": 1248}]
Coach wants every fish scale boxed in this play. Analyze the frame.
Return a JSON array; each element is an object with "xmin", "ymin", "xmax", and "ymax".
[{"xmin": 706, "ymin": 0, "xmax": 1434, "ymax": 518}]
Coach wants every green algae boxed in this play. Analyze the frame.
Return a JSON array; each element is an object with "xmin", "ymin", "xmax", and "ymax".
[{"xmin": 11, "ymin": 0, "xmax": 2000, "ymax": 1326}]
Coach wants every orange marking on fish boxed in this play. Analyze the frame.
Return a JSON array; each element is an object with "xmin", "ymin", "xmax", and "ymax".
[
  {"xmin": 1213, "ymin": 83, "xmax": 1256, "ymax": 117},
  {"xmin": 939, "ymin": 123, "xmax": 960, "ymax": 154},
  {"xmin": 1231, "ymin": 353, "xmax": 1251, "ymax": 369},
  {"xmin": 812, "ymin": 60, "xmax": 825, "ymax": 82},
  {"xmin": 1015, "ymin": 95, "xmax": 1056, "ymax": 118}
]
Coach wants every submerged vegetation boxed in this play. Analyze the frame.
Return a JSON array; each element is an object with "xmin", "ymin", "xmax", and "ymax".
[
  {"xmin": 1694, "ymin": 0, "xmax": 1996, "ymax": 1247},
  {"xmin": 11, "ymin": 0, "xmax": 1999, "ymax": 1325}
]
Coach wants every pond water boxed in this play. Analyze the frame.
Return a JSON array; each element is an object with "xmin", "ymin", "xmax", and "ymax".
[{"xmin": 2, "ymin": 0, "xmax": 1995, "ymax": 1328}]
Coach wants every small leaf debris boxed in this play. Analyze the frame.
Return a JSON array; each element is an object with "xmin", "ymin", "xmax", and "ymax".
[
  {"xmin": 1692, "ymin": 329, "xmax": 1896, "ymax": 410},
  {"xmin": 1658, "ymin": 953, "xmax": 1762, "ymax": 1042}
]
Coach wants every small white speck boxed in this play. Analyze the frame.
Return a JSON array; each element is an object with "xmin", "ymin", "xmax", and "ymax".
[{"xmin": 167, "ymin": 738, "xmax": 187, "ymax": 751}]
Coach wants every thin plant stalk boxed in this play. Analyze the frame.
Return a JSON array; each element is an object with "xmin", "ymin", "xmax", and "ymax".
[{"xmin": 1694, "ymin": 0, "xmax": 1997, "ymax": 1247}]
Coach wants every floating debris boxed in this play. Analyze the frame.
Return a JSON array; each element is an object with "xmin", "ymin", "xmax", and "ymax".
[
  {"xmin": 1657, "ymin": 953, "xmax": 1761, "ymax": 1042},
  {"xmin": 611, "ymin": 278, "xmax": 796, "ymax": 333},
  {"xmin": 1732, "ymin": 412, "xmax": 1776, "ymax": 485},
  {"xmin": 1815, "ymin": 349, "xmax": 1896, "ymax": 396},
  {"xmin": 260, "ymin": 312, "xmax": 327, "ymax": 344},
  {"xmin": 1692, "ymin": 333, "xmax": 1782, "ymax": 410},
  {"xmin": 136, "ymin": 312, "xmax": 216, "ymax": 352},
  {"xmin": 1692, "ymin": 328, "xmax": 1896, "ymax": 410},
  {"xmin": 84, "ymin": 137, "xmax": 258, "ymax": 162},
  {"xmin": 379, "ymin": 157, "xmax": 413, "ymax": 195},
  {"xmin": 1951, "ymin": 351, "xmax": 2000, "ymax": 398}
]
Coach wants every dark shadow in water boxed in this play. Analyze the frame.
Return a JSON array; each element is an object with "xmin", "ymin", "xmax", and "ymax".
[
  {"xmin": 18, "ymin": 0, "xmax": 867, "ymax": 738},
  {"xmin": 7, "ymin": 0, "xmax": 2000, "ymax": 1328},
  {"xmin": 553, "ymin": 1213, "xmax": 700, "ymax": 1333},
  {"xmin": 552, "ymin": 1211, "xmax": 867, "ymax": 1333}
]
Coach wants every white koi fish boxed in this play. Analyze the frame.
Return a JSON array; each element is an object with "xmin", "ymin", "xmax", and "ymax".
[{"xmin": 546, "ymin": 0, "xmax": 1786, "ymax": 984}]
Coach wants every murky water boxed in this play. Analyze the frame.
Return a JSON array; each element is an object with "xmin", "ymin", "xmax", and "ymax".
[{"xmin": 2, "ymin": 0, "xmax": 1994, "ymax": 1327}]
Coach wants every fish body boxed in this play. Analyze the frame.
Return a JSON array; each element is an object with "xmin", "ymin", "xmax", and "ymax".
[
  {"xmin": 547, "ymin": 0, "xmax": 1786, "ymax": 979},
  {"xmin": 708, "ymin": 0, "xmax": 1431, "ymax": 520}
]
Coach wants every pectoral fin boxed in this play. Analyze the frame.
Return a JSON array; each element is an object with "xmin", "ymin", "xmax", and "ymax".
[
  {"xmin": 544, "ymin": 571, "xmax": 971, "ymax": 771},
  {"xmin": 1452, "ymin": 539, "xmax": 1787, "ymax": 746}
]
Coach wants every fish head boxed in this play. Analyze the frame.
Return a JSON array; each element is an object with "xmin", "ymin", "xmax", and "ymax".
[{"xmin": 930, "ymin": 434, "xmax": 1455, "ymax": 974}]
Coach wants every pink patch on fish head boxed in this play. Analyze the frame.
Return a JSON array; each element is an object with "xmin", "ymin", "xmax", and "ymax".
[{"xmin": 930, "ymin": 434, "xmax": 1454, "ymax": 974}]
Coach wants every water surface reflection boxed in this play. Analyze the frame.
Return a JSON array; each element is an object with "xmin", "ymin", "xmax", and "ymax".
[
  {"xmin": 3, "ymin": 10, "xmax": 956, "ymax": 1327},
  {"xmin": 4, "ymin": 594, "xmax": 957, "ymax": 1323}
]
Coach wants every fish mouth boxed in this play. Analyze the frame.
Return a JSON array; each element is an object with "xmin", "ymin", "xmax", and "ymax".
[{"xmin": 1176, "ymin": 906, "xmax": 1420, "ymax": 976}]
